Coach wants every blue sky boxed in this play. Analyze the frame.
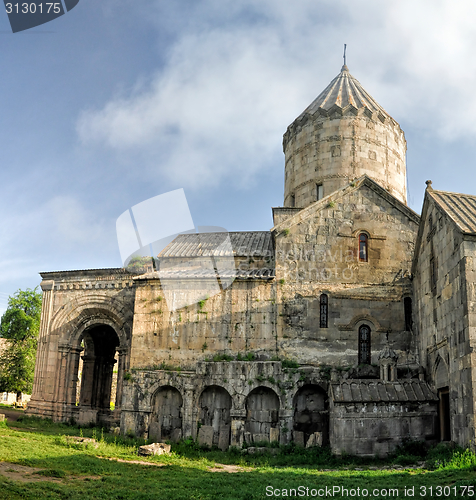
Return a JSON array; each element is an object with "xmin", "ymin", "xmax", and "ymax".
[{"xmin": 1, "ymin": 0, "xmax": 475, "ymax": 313}]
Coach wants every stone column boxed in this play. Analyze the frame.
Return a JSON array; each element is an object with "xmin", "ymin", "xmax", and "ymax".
[
  {"xmin": 182, "ymin": 383, "xmax": 195, "ymax": 439},
  {"xmin": 114, "ymin": 349, "xmax": 128, "ymax": 411},
  {"xmin": 68, "ymin": 347, "xmax": 83, "ymax": 406},
  {"xmin": 79, "ymin": 355, "xmax": 96, "ymax": 407},
  {"xmin": 389, "ymin": 364, "xmax": 397, "ymax": 382},
  {"xmin": 96, "ymin": 357, "xmax": 116, "ymax": 410},
  {"xmin": 56, "ymin": 343, "xmax": 71, "ymax": 405}
]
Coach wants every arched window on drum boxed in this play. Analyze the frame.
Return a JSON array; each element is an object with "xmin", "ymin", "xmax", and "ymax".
[
  {"xmin": 359, "ymin": 233, "xmax": 369, "ymax": 262},
  {"xmin": 358, "ymin": 325, "xmax": 371, "ymax": 365}
]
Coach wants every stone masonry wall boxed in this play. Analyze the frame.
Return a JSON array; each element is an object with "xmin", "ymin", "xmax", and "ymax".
[
  {"xmin": 129, "ymin": 279, "xmax": 278, "ymax": 370},
  {"xmin": 330, "ymin": 400, "xmax": 437, "ymax": 457},
  {"xmin": 273, "ymin": 180, "xmax": 419, "ymax": 367},
  {"xmin": 283, "ymin": 110, "xmax": 407, "ymax": 208},
  {"xmin": 120, "ymin": 361, "xmax": 328, "ymax": 449},
  {"xmin": 413, "ymin": 194, "xmax": 476, "ymax": 446}
]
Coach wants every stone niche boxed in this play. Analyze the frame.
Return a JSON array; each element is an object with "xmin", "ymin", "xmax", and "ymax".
[
  {"xmin": 293, "ymin": 384, "xmax": 329, "ymax": 446},
  {"xmin": 198, "ymin": 385, "xmax": 232, "ymax": 448},
  {"xmin": 149, "ymin": 386, "xmax": 183, "ymax": 443},
  {"xmin": 245, "ymin": 387, "xmax": 280, "ymax": 444}
]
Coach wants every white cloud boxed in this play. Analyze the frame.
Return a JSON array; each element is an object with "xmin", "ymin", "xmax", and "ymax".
[{"xmin": 77, "ymin": 0, "xmax": 476, "ymax": 189}]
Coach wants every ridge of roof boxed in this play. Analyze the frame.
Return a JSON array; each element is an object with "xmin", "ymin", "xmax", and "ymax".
[
  {"xmin": 158, "ymin": 231, "xmax": 273, "ymax": 258},
  {"xmin": 272, "ymin": 175, "xmax": 419, "ymax": 233}
]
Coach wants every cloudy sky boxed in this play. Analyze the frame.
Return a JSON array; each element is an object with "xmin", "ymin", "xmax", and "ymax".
[{"xmin": 1, "ymin": 0, "xmax": 475, "ymax": 313}]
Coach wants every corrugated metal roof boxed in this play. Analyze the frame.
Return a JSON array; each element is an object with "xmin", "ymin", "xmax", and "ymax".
[
  {"xmin": 429, "ymin": 190, "xmax": 476, "ymax": 234},
  {"xmin": 330, "ymin": 380, "xmax": 438, "ymax": 403},
  {"xmin": 296, "ymin": 66, "xmax": 391, "ymax": 121},
  {"xmin": 158, "ymin": 231, "xmax": 273, "ymax": 258}
]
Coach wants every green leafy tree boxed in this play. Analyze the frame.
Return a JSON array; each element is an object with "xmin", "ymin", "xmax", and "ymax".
[
  {"xmin": 126, "ymin": 255, "xmax": 155, "ymax": 273},
  {"xmin": 0, "ymin": 288, "xmax": 42, "ymax": 401}
]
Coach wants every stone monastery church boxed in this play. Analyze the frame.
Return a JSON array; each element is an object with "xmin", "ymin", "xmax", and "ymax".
[{"xmin": 27, "ymin": 63, "xmax": 476, "ymax": 457}]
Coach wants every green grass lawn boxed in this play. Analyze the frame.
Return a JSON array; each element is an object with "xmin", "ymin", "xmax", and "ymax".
[{"xmin": 0, "ymin": 417, "xmax": 475, "ymax": 499}]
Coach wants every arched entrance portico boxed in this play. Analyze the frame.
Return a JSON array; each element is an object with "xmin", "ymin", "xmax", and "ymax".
[{"xmin": 53, "ymin": 303, "xmax": 131, "ymax": 426}]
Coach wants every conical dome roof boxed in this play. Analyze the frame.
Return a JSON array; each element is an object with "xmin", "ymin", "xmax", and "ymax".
[
  {"xmin": 296, "ymin": 65, "xmax": 390, "ymax": 120},
  {"xmin": 283, "ymin": 64, "xmax": 407, "ymax": 208}
]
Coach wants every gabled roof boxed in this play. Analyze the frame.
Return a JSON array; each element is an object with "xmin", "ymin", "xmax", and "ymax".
[
  {"xmin": 295, "ymin": 65, "xmax": 392, "ymax": 122},
  {"xmin": 330, "ymin": 380, "xmax": 438, "ymax": 403},
  {"xmin": 428, "ymin": 189, "xmax": 476, "ymax": 234},
  {"xmin": 412, "ymin": 186, "xmax": 476, "ymax": 274},
  {"xmin": 272, "ymin": 174, "xmax": 420, "ymax": 233},
  {"xmin": 158, "ymin": 231, "xmax": 273, "ymax": 258}
]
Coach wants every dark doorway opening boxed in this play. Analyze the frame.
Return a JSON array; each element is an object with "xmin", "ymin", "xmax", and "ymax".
[
  {"xmin": 438, "ymin": 387, "xmax": 451, "ymax": 441},
  {"xmin": 78, "ymin": 324, "xmax": 119, "ymax": 416},
  {"xmin": 293, "ymin": 384, "xmax": 329, "ymax": 446}
]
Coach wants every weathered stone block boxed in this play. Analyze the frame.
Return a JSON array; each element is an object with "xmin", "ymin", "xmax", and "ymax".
[
  {"xmin": 293, "ymin": 430, "xmax": 304, "ymax": 447},
  {"xmin": 170, "ymin": 428, "xmax": 182, "ymax": 443},
  {"xmin": 138, "ymin": 443, "xmax": 171, "ymax": 456},
  {"xmin": 198, "ymin": 426, "xmax": 214, "ymax": 447},
  {"xmin": 253, "ymin": 433, "xmax": 269, "ymax": 443},
  {"xmin": 218, "ymin": 425, "xmax": 230, "ymax": 451},
  {"xmin": 231, "ymin": 420, "xmax": 244, "ymax": 447},
  {"xmin": 77, "ymin": 409, "xmax": 98, "ymax": 427},
  {"xmin": 306, "ymin": 432, "xmax": 323, "ymax": 448},
  {"xmin": 270, "ymin": 427, "xmax": 279, "ymax": 443}
]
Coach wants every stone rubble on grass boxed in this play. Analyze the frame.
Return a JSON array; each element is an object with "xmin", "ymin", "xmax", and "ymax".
[
  {"xmin": 66, "ymin": 436, "xmax": 99, "ymax": 448},
  {"xmin": 138, "ymin": 443, "xmax": 171, "ymax": 457}
]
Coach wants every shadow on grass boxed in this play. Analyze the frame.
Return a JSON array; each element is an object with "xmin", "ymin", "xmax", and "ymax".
[
  {"xmin": 1, "ymin": 453, "xmax": 476, "ymax": 500},
  {"xmin": 2, "ymin": 419, "xmax": 476, "ymax": 499}
]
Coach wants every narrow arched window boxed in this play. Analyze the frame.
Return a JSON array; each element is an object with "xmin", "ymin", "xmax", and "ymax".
[
  {"xmin": 404, "ymin": 297, "xmax": 413, "ymax": 331},
  {"xmin": 359, "ymin": 233, "xmax": 368, "ymax": 262},
  {"xmin": 319, "ymin": 294, "xmax": 328, "ymax": 328},
  {"xmin": 358, "ymin": 325, "xmax": 371, "ymax": 365},
  {"xmin": 316, "ymin": 184, "xmax": 323, "ymax": 201}
]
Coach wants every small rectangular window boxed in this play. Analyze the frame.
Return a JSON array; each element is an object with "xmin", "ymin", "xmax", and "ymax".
[
  {"xmin": 290, "ymin": 194, "xmax": 295, "ymax": 208},
  {"xmin": 316, "ymin": 184, "xmax": 323, "ymax": 201}
]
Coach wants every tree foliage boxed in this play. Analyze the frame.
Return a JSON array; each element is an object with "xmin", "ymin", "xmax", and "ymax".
[
  {"xmin": 126, "ymin": 255, "xmax": 155, "ymax": 273},
  {"xmin": 0, "ymin": 288, "xmax": 42, "ymax": 395}
]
